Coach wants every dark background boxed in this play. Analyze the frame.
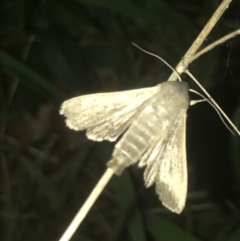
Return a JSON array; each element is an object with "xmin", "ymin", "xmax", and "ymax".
[{"xmin": 1, "ymin": 0, "xmax": 240, "ymax": 241}]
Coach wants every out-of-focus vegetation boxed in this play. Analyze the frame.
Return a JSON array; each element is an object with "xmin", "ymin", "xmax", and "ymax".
[{"xmin": 1, "ymin": 0, "xmax": 240, "ymax": 241}]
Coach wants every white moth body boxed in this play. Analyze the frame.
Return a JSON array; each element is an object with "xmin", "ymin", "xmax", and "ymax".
[
  {"xmin": 108, "ymin": 82, "xmax": 189, "ymax": 176},
  {"xmin": 60, "ymin": 81, "xmax": 189, "ymax": 213}
]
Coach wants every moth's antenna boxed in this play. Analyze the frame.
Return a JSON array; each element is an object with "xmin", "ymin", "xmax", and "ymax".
[
  {"xmin": 58, "ymin": 168, "xmax": 114, "ymax": 241},
  {"xmin": 187, "ymin": 70, "xmax": 240, "ymax": 136},
  {"xmin": 189, "ymin": 89, "xmax": 234, "ymax": 135},
  {"xmin": 132, "ymin": 43, "xmax": 182, "ymax": 82}
]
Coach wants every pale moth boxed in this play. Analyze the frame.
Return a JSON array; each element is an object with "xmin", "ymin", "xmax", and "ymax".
[{"xmin": 60, "ymin": 79, "xmax": 189, "ymax": 213}]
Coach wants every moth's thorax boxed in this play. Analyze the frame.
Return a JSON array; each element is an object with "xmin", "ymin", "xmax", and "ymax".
[{"xmin": 157, "ymin": 81, "xmax": 189, "ymax": 111}]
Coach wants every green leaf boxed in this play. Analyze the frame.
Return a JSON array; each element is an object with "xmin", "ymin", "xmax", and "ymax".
[
  {"xmin": 147, "ymin": 215, "xmax": 201, "ymax": 241},
  {"xmin": 0, "ymin": 50, "xmax": 65, "ymax": 100},
  {"xmin": 110, "ymin": 171, "xmax": 147, "ymax": 241}
]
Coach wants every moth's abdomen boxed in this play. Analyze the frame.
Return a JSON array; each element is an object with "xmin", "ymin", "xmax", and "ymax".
[
  {"xmin": 107, "ymin": 104, "xmax": 167, "ymax": 175},
  {"xmin": 107, "ymin": 82, "xmax": 189, "ymax": 175}
]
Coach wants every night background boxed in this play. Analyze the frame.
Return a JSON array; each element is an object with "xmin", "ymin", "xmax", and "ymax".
[{"xmin": 1, "ymin": 0, "xmax": 240, "ymax": 241}]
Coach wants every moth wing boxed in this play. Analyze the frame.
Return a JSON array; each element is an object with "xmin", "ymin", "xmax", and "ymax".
[
  {"xmin": 138, "ymin": 125, "xmax": 169, "ymax": 187},
  {"xmin": 140, "ymin": 134, "xmax": 166, "ymax": 188},
  {"xmin": 60, "ymin": 85, "xmax": 160, "ymax": 141},
  {"xmin": 154, "ymin": 110, "xmax": 188, "ymax": 213},
  {"xmin": 86, "ymin": 105, "xmax": 144, "ymax": 142}
]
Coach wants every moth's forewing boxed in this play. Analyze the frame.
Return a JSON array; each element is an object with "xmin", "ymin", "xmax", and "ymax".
[
  {"xmin": 155, "ymin": 110, "xmax": 187, "ymax": 213},
  {"xmin": 60, "ymin": 85, "xmax": 161, "ymax": 141}
]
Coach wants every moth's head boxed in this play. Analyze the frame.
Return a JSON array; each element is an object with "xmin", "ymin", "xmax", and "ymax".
[
  {"xmin": 161, "ymin": 81, "xmax": 189, "ymax": 109},
  {"xmin": 166, "ymin": 81, "xmax": 188, "ymax": 94}
]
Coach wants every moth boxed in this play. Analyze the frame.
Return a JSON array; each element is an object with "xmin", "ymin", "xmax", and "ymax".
[{"xmin": 60, "ymin": 80, "xmax": 189, "ymax": 214}]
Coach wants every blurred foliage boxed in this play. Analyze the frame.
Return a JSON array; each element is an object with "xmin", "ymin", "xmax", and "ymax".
[{"xmin": 1, "ymin": 0, "xmax": 240, "ymax": 241}]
